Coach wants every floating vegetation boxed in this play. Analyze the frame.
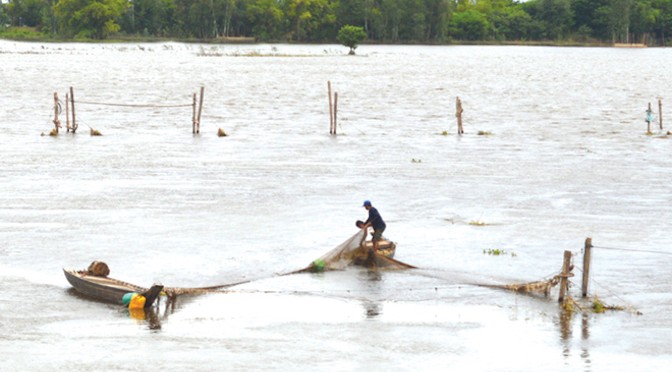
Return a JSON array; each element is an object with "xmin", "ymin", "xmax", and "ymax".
[
  {"xmin": 478, "ymin": 131, "xmax": 492, "ymax": 136},
  {"xmin": 411, "ymin": 158, "xmax": 422, "ymax": 163},
  {"xmin": 469, "ymin": 220, "xmax": 487, "ymax": 226},
  {"xmin": 90, "ymin": 128, "xmax": 102, "ymax": 136},
  {"xmin": 483, "ymin": 248, "xmax": 516, "ymax": 257},
  {"xmin": 48, "ymin": 128, "xmax": 58, "ymax": 136},
  {"xmin": 440, "ymin": 130, "xmax": 449, "ymax": 136},
  {"xmin": 217, "ymin": 128, "xmax": 228, "ymax": 137},
  {"xmin": 592, "ymin": 296, "xmax": 625, "ymax": 313}
]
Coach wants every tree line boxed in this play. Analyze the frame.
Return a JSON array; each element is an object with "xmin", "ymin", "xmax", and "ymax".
[{"xmin": 1, "ymin": 0, "xmax": 671, "ymax": 45}]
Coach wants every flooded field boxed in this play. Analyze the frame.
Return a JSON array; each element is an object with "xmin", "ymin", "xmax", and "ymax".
[{"xmin": 1, "ymin": 41, "xmax": 671, "ymax": 371}]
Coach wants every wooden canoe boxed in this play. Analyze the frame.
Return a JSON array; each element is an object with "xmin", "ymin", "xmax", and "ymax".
[{"xmin": 63, "ymin": 269, "xmax": 163, "ymax": 308}]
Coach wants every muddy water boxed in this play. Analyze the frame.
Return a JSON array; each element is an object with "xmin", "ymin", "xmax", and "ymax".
[{"xmin": 1, "ymin": 41, "xmax": 671, "ymax": 370}]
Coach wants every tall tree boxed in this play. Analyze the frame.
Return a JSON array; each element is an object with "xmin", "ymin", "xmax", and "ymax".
[
  {"xmin": 246, "ymin": 0, "xmax": 284, "ymax": 40},
  {"xmin": 54, "ymin": 0, "xmax": 129, "ymax": 39}
]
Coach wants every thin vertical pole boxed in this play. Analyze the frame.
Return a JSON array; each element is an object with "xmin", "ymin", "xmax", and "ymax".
[
  {"xmin": 65, "ymin": 93, "xmax": 70, "ymax": 132},
  {"xmin": 197, "ymin": 86, "xmax": 204, "ymax": 134},
  {"xmin": 333, "ymin": 92, "xmax": 338, "ymax": 135},
  {"xmin": 192, "ymin": 93, "xmax": 197, "ymax": 134},
  {"xmin": 581, "ymin": 237, "xmax": 592, "ymax": 297},
  {"xmin": 558, "ymin": 250, "xmax": 572, "ymax": 303},
  {"xmin": 69, "ymin": 87, "xmax": 77, "ymax": 133},
  {"xmin": 52, "ymin": 92, "xmax": 60, "ymax": 133},
  {"xmin": 456, "ymin": 96, "xmax": 464, "ymax": 135},
  {"xmin": 646, "ymin": 102, "xmax": 653, "ymax": 133},
  {"xmin": 659, "ymin": 99, "xmax": 663, "ymax": 130},
  {"xmin": 328, "ymin": 81, "xmax": 334, "ymax": 134}
]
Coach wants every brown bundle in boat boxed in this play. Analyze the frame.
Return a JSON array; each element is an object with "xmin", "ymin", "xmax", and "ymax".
[{"xmin": 87, "ymin": 261, "xmax": 110, "ymax": 277}]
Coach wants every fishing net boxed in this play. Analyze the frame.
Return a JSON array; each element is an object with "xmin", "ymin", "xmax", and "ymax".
[
  {"xmin": 290, "ymin": 229, "xmax": 415, "ymax": 274},
  {"xmin": 480, "ymin": 274, "xmax": 563, "ymax": 296}
]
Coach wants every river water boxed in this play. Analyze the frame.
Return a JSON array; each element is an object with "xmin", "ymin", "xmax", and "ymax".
[{"xmin": 1, "ymin": 41, "xmax": 671, "ymax": 371}]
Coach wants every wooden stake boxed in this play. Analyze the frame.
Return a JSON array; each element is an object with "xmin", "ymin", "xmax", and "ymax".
[
  {"xmin": 65, "ymin": 93, "xmax": 70, "ymax": 132},
  {"xmin": 646, "ymin": 102, "xmax": 653, "ymax": 133},
  {"xmin": 196, "ymin": 86, "xmax": 204, "ymax": 134},
  {"xmin": 456, "ymin": 96, "xmax": 464, "ymax": 135},
  {"xmin": 192, "ymin": 93, "xmax": 197, "ymax": 134},
  {"xmin": 659, "ymin": 99, "xmax": 663, "ymax": 130},
  {"xmin": 333, "ymin": 92, "xmax": 338, "ymax": 135},
  {"xmin": 558, "ymin": 250, "xmax": 572, "ymax": 302},
  {"xmin": 581, "ymin": 237, "xmax": 592, "ymax": 297},
  {"xmin": 70, "ymin": 87, "xmax": 77, "ymax": 133},
  {"xmin": 52, "ymin": 92, "xmax": 61, "ymax": 134},
  {"xmin": 328, "ymin": 81, "xmax": 334, "ymax": 134}
]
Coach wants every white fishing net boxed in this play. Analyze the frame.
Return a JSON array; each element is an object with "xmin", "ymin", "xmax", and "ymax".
[{"xmin": 291, "ymin": 229, "xmax": 415, "ymax": 273}]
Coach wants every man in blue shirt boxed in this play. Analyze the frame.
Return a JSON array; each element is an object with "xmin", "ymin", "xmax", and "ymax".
[{"xmin": 362, "ymin": 200, "xmax": 386, "ymax": 252}]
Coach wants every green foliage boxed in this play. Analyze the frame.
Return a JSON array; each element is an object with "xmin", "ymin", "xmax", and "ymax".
[
  {"xmin": 450, "ymin": 9, "xmax": 490, "ymax": 40},
  {"xmin": 54, "ymin": 0, "xmax": 129, "ymax": 39},
  {"xmin": 0, "ymin": 26, "xmax": 52, "ymax": 40},
  {"xmin": 483, "ymin": 248, "xmax": 516, "ymax": 257},
  {"xmin": 337, "ymin": 24, "xmax": 366, "ymax": 54},
  {"xmin": 2, "ymin": 0, "xmax": 672, "ymax": 45}
]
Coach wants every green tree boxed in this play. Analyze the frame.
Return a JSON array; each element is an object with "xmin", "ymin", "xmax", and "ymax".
[
  {"xmin": 246, "ymin": 0, "xmax": 284, "ymax": 40},
  {"xmin": 282, "ymin": 0, "xmax": 335, "ymax": 41},
  {"xmin": 337, "ymin": 24, "xmax": 366, "ymax": 53},
  {"xmin": 449, "ymin": 9, "xmax": 489, "ymax": 40},
  {"xmin": 6, "ymin": 0, "xmax": 50, "ymax": 27},
  {"xmin": 54, "ymin": 0, "xmax": 129, "ymax": 39}
]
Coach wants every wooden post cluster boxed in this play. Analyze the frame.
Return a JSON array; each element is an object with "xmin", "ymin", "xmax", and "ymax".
[
  {"xmin": 328, "ymin": 81, "xmax": 338, "ymax": 135},
  {"xmin": 558, "ymin": 250, "xmax": 572, "ymax": 303},
  {"xmin": 581, "ymin": 237, "xmax": 592, "ymax": 297},
  {"xmin": 456, "ymin": 96, "xmax": 464, "ymax": 135},
  {"xmin": 193, "ymin": 86, "xmax": 204, "ymax": 134}
]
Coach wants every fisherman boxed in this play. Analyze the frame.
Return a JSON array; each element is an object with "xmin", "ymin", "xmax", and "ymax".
[{"xmin": 361, "ymin": 200, "xmax": 386, "ymax": 252}]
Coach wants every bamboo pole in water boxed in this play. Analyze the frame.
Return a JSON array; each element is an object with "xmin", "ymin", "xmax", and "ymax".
[
  {"xmin": 196, "ymin": 86, "xmax": 204, "ymax": 134},
  {"xmin": 192, "ymin": 93, "xmax": 197, "ymax": 134},
  {"xmin": 581, "ymin": 237, "xmax": 592, "ymax": 297},
  {"xmin": 65, "ymin": 93, "xmax": 70, "ymax": 132},
  {"xmin": 333, "ymin": 92, "xmax": 338, "ymax": 135},
  {"xmin": 328, "ymin": 81, "xmax": 334, "ymax": 134},
  {"xmin": 52, "ymin": 92, "xmax": 60, "ymax": 134},
  {"xmin": 646, "ymin": 102, "xmax": 653, "ymax": 133},
  {"xmin": 70, "ymin": 87, "xmax": 77, "ymax": 133},
  {"xmin": 659, "ymin": 99, "xmax": 663, "ymax": 130},
  {"xmin": 456, "ymin": 96, "xmax": 464, "ymax": 135},
  {"xmin": 558, "ymin": 250, "xmax": 572, "ymax": 302}
]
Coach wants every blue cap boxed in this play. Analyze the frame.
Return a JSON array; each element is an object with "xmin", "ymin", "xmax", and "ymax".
[{"xmin": 363, "ymin": 200, "xmax": 371, "ymax": 207}]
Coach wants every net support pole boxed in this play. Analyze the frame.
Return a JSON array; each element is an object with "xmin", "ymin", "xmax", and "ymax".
[
  {"xmin": 558, "ymin": 250, "xmax": 572, "ymax": 303},
  {"xmin": 333, "ymin": 92, "xmax": 338, "ymax": 135},
  {"xmin": 659, "ymin": 98, "xmax": 663, "ymax": 130},
  {"xmin": 192, "ymin": 93, "xmax": 197, "ymax": 134},
  {"xmin": 52, "ymin": 92, "xmax": 60, "ymax": 133},
  {"xmin": 456, "ymin": 96, "xmax": 464, "ymax": 135},
  {"xmin": 328, "ymin": 81, "xmax": 334, "ymax": 134},
  {"xmin": 581, "ymin": 237, "xmax": 592, "ymax": 297},
  {"xmin": 65, "ymin": 93, "xmax": 70, "ymax": 132},
  {"xmin": 196, "ymin": 86, "xmax": 204, "ymax": 134},
  {"xmin": 647, "ymin": 102, "xmax": 652, "ymax": 134},
  {"xmin": 70, "ymin": 87, "xmax": 77, "ymax": 133}
]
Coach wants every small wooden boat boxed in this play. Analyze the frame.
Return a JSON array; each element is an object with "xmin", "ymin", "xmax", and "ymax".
[
  {"xmin": 363, "ymin": 239, "xmax": 396, "ymax": 258},
  {"xmin": 63, "ymin": 268, "xmax": 163, "ymax": 308}
]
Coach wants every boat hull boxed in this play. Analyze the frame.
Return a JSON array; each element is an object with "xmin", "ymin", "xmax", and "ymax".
[{"xmin": 63, "ymin": 269, "xmax": 161, "ymax": 307}]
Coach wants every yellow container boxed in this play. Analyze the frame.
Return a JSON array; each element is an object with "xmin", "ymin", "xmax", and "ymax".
[{"xmin": 128, "ymin": 294, "xmax": 146, "ymax": 310}]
